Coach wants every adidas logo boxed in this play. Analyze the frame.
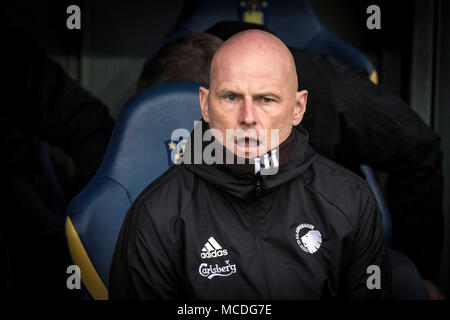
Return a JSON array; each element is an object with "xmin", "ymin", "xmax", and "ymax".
[{"xmin": 201, "ymin": 236, "xmax": 228, "ymax": 259}]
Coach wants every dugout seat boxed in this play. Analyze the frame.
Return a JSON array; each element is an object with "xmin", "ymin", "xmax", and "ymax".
[
  {"xmin": 159, "ymin": 0, "xmax": 377, "ymax": 81},
  {"xmin": 65, "ymin": 83, "xmax": 202, "ymax": 299}
]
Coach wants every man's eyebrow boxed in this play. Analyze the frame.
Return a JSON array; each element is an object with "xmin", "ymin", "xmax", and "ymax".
[
  {"xmin": 215, "ymin": 89, "xmax": 282, "ymax": 101},
  {"xmin": 255, "ymin": 92, "xmax": 282, "ymax": 100},
  {"xmin": 216, "ymin": 89, "xmax": 241, "ymax": 96}
]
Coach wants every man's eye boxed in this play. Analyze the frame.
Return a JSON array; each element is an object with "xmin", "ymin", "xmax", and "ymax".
[
  {"xmin": 226, "ymin": 95, "xmax": 237, "ymax": 102},
  {"xmin": 262, "ymin": 97, "xmax": 274, "ymax": 103}
]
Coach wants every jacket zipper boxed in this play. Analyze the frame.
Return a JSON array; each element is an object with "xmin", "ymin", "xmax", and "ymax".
[{"xmin": 253, "ymin": 176, "xmax": 274, "ymax": 299}]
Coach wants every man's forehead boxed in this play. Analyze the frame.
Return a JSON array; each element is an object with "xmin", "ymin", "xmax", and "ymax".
[
  {"xmin": 211, "ymin": 53, "xmax": 292, "ymax": 93},
  {"xmin": 214, "ymin": 73, "xmax": 284, "ymax": 95}
]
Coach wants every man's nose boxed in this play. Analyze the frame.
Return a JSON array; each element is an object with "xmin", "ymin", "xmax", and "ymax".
[{"xmin": 239, "ymin": 98, "xmax": 257, "ymax": 127}]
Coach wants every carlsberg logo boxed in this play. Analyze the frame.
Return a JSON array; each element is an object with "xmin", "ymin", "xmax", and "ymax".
[
  {"xmin": 199, "ymin": 260, "xmax": 237, "ymax": 279},
  {"xmin": 201, "ymin": 249, "xmax": 228, "ymax": 259}
]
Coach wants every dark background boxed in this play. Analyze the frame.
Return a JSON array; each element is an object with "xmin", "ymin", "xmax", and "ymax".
[{"xmin": 1, "ymin": 0, "xmax": 449, "ymax": 296}]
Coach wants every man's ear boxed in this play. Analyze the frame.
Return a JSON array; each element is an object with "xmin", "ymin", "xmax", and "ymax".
[
  {"xmin": 293, "ymin": 90, "xmax": 308, "ymax": 126},
  {"xmin": 199, "ymin": 86, "xmax": 210, "ymax": 123}
]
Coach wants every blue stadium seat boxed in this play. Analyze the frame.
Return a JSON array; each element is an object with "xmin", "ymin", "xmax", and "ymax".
[
  {"xmin": 65, "ymin": 83, "xmax": 202, "ymax": 299},
  {"xmin": 160, "ymin": 0, "xmax": 376, "ymax": 79}
]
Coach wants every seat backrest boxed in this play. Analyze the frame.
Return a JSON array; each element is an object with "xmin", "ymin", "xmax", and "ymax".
[
  {"xmin": 159, "ymin": 0, "xmax": 376, "ymax": 77},
  {"xmin": 66, "ymin": 82, "xmax": 202, "ymax": 299}
]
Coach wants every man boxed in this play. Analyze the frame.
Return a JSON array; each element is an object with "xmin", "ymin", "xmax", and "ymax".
[
  {"xmin": 137, "ymin": 33, "xmax": 223, "ymax": 89},
  {"xmin": 137, "ymin": 22, "xmax": 444, "ymax": 299},
  {"xmin": 109, "ymin": 30, "xmax": 391, "ymax": 299}
]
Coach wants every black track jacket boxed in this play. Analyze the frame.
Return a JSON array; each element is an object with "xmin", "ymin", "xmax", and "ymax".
[
  {"xmin": 206, "ymin": 21, "xmax": 444, "ymax": 279},
  {"xmin": 109, "ymin": 123, "xmax": 391, "ymax": 299}
]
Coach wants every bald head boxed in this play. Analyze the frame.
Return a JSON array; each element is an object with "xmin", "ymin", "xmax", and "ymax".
[{"xmin": 210, "ymin": 30, "xmax": 298, "ymax": 92}]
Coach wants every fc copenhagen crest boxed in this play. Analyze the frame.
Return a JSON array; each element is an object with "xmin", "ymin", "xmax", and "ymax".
[{"xmin": 295, "ymin": 223, "xmax": 322, "ymax": 254}]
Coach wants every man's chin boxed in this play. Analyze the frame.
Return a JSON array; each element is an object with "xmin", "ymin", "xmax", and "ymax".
[{"xmin": 234, "ymin": 144, "xmax": 267, "ymax": 159}]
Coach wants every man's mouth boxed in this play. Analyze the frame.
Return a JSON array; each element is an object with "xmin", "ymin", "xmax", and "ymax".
[{"xmin": 235, "ymin": 137, "xmax": 260, "ymax": 153}]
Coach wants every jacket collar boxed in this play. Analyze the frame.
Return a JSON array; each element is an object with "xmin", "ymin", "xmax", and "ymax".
[{"xmin": 183, "ymin": 120, "xmax": 316, "ymax": 199}]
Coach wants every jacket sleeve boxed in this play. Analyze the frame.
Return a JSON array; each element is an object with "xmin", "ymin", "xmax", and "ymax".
[
  {"xmin": 109, "ymin": 196, "xmax": 184, "ymax": 300},
  {"xmin": 342, "ymin": 186, "xmax": 392, "ymax": 299},
  {"xmin": 332, "ymin": 74, "xmax": 444, "ymax": 278}
]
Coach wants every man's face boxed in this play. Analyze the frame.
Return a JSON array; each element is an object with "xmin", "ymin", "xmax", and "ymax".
[{"xmin": 199, "ymin": 30, "xmax": 307, "ymax": 158}]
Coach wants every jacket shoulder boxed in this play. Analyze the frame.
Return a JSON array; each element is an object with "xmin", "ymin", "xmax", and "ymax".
[
  {"xmin": 306, "ymin": 154, "xmax": 377, "ymax": 229},
  {"xmin": 131, "ymin": 164, "xmax": 195, "ymax": 219}
]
